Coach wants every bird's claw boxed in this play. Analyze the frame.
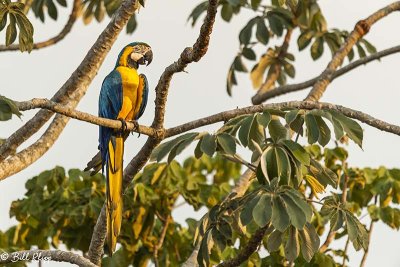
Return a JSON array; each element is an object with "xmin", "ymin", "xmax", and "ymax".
[
  {"xmin": 118, "ymin": 118, "xmax": 128, "ymax": 134},
  {"xmin": 129, "ymin": 120, "xmax": 140, "ymax": 137}
]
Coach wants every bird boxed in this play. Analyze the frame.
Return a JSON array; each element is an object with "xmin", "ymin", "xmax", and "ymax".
[{"xmin": 84, "ymin": 42, "xmax": 153, "ymax": 255}]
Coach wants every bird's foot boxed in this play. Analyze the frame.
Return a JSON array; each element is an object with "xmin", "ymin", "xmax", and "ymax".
[
  {"xmin": 118, "ymin": 118, "xmax": 128, "ymax": 134},
  {"xmin": 129, "ymin": 120, "xmax": 140, "ymax": 137}
]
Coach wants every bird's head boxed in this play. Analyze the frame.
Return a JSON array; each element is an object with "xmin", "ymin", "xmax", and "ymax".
[{"xmin": 116, "ymin": 42, "xmax": 153, "ymax": 69}]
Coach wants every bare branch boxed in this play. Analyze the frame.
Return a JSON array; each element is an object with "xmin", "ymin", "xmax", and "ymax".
[
  {"xmin": 216, "ymin": 225, "xmax": 270, "ymax": 267},
  {"xmin": 0, "ymin": 249, "xmax": 97, "ymax": 267},
  {"xmin": 87, "ymin": 0, "xmax": 219, "ymax": 263},
  {"xmin": 306, "ymin": 2, "xmax": 400, "ymax": 101},
  {"xmin": 0, "ymin": 0, "xmax": 80, "ymax": 52},
  {"xmin": 252, "ymin": 44, "xmax": 400, "ymax": 104},
  {"xmin": 153, "ymin": 215, "xmax": 172, "ymax": 267},
  {"xmin": 0, "ymin": 0, "xmax": 141, "ymax": 175}
]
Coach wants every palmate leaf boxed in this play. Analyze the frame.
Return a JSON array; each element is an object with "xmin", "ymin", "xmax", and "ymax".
[
  {"xmin": 0, "ymin": 1, "xmax": 34, "ymax": 51},
  {"xmin": 240, "ymin": 184, "xmax": 312, "ymax": 232},
  {"xmin": 266, "ymin": 223, "xmax": 319, "ymax": 262},
  {"xmin": 321, "ymin": 195, "xmax": 369, "ymax": 250}
]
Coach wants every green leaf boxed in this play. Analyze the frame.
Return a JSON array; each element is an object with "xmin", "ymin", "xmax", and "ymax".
[
  {"xmin": 284, "ymin": 227, "xmax": 300, "ymax": 262},
  {"xmin": 298, "ymin": 30, "xmax": 314, "ymax": 50},
  {"xmin": 305, "ymin": 113, "xmax": 319, "ymax": 144},
  {"xmin": 283, "ymin": 61, "xmax": 295, "ymax": 78},
  {"xmin": 281, "ymin": 194, "xmax": 306, "ymax": 229},
  {"xmin": 356, "ymin": 43, "xmax": 366, "ymax": 58},
  {"xmin": 315, "ymin": 116, "xmax": 331, "ymax": 146},
  {"xmin": 252, "ymin": 194, "xmax": 272, "ymax": 227},
  {"xmin": 271, "ymin": 196, "xmax": 290, "ymax": 232},
  {"xmin": 268, "ymin": 13, "xmax": 284, "ymax": 36},
  {"xmin": 233, "ymin": 55, "xmax": 248, "ymax": 72},
  {"xmin": 0, "ymin": 95, "xmax": 22, "ymax": 121},
  {"xmin": 282, "ymin": 140, "xmax": 310, "ymax": 166},
  {"xmin": 242, "ymin": 47, "xmax": 256, "ymax": 60},
  {"xmin": 0, "ymin": 11, "xmax": 7, "ymax": 31},
  {"xmin": 299, "ymin": 223, "xmax": 320, "ymax": 262},
  {"xmin": 47, "ymin": 0, "xmax": 58, "ymax": 20},
  {"xmin": 361, "ymin": 39, "xmax": 377, "ymax": 54},
  {"xmin": 256, "ymin": 17, "xmax": 269, "ymax": 45},
  {"xmin": 221, "ymin": 3, "xmax": 233, "ymax": 22},
  {"xmin": 267, "ymin": 230, "xmax": 282, "ymax": 252},
  {"xmin": 201, "ymin": 133, "xmax": 217, "ymax": 157},
  {"xmin": 126, "ymin": 15, "xmax": 137, "ymax": 34},
  {"xmin": 330, "ymin": 111, "xmax": 363, "ymax": 147},
  {"xmin": 217, "ymin": 133, "xmax": 236, "ymax": 155},
  {"xmin": 311, "ymin": 37, "xmax": 324, "ymax": 60},
  {"xmin": 240, "ymin": 194, "xmax": 261, "ymax": 226},
  {"xmin": 285, "ymin": 189, "xmax": 313, "ymax": 222},
  {"xmin": 187, "ymin": 1, "xmax": 208, "ymax": 26},
  {"xmin": 226, "ymin": 66, "xmax": 237, "ymax": 96},
  {"xmin": 268, "ymin": 118, "xmax": 287, "ymax": 143},
  {"xmin": 239, "ymin": 18, "xmax": 256, "ymax": 44},
  {"xmin": 238, "ymin": 115, "xmax": 255, "ymax": 147},
  {"xmin": 251, "ymin": 0, "xmax": 262, "ymax": 10},
  {"xmin": 6, "ymin": 14, "xmax": 17, "ymax": 46},
  {"xmin": 150, "ymin": 132, "xmax": 198, "ymax": 162}
]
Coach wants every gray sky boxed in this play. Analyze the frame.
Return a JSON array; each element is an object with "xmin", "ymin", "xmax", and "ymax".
[{"xmin": 1, "ymin": 0, "xmax": 400, "ymax": 266}]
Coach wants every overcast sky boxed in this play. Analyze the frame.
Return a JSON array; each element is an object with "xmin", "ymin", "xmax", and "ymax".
[{"xmin": 1, "ymin": 0, "xmax": 400, "ymax": 266}]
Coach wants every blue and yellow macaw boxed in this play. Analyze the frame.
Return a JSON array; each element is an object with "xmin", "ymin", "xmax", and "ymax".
[{"xmin": 85, "ymin": 42, "xmax": 152, "ymax": 255}]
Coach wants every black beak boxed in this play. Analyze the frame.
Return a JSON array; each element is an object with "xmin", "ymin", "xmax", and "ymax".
[{"xmin": 144, "ymin": 50, "xmax": 153, "ymax": 66}]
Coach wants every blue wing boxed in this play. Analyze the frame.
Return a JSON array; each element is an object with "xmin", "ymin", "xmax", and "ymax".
[
  {"xmin": 99, "ymin": 70, "xmax": 123, "ymax": 171},
  {"xmin": 136, "ymin": 74, "xmax": 149, "ymax": 120}
]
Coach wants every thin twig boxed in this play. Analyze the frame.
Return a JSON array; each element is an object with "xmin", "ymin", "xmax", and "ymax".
[
  {"xmin": 359, "ymin": 220, "xmax": 375, "ymax": 267},
  {"xmin": 342, "ymin": 237, "xmax": 350, "ymax": 267},
  {"xmin": 0, "ymin": 0, "xmax": 80, "ymax": 52},
  {"xmin": 153, "ymin": 215, "xmax": 172, "ymax": 267},
  {"xmin": 306, "ymin": 1, "xmax": 400, "ymax": 101},
  {"xmin": 252, "ymin": 44, "xmax": 400, "ymax": 104}
]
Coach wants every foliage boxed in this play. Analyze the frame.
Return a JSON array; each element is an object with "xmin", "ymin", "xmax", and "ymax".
[
  {"xmin": 188, "ymin": 0, "xmax": 377, "ymax": 95},
  {"xmin": 0, "ymin": 0, "xmax": 145, "ymax": 52},
  {"xmin": 0, "ymin": 0, "xmax": 33, "ymax": 51},
  {"xmin": 1, "ymin": 0, "xmax": 399, "ymax": 266}
]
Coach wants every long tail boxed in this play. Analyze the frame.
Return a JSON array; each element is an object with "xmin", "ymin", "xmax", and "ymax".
[{"xmin": 106, "ymin": 135, "xmax": 124, "ymax": 255}]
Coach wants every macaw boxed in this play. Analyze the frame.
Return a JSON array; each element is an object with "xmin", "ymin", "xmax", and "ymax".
[{"xmin": 85, "ymin": 42, "xmax": 153, "ymax": 255}]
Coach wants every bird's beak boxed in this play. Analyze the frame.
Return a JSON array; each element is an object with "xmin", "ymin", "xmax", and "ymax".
[{"xmin": 144, "ymin": 50, "xmax": 153, "ymax": 66}]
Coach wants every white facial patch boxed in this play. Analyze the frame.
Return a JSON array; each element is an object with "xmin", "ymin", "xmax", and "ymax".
[{"xmin": 130, "ymin": 52, "xmax": 143, "ymax": 61}]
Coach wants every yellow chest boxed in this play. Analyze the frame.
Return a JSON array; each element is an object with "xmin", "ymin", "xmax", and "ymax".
[{"xmin": 116, "ymin": 66, "xmax": 140, "ymax": 120}]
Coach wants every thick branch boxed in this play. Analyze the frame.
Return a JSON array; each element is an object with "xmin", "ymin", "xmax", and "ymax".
[
  {"xmin": 306, "ymin": 1, "xmax": 400, "ymax": 101},
  {"xmin": 0, "ymin": 0, "xmax": 80, "ymax": 52},
  {"xmin": 216, "ymin": 225, "xmax": 269, "ymax": 267},
  {"xmin": 0, "ymin": 250, "xmax": 97, "ymax": 267},
  {"xmin": 252, "ymin": 44, "xmax": 400, "ymax": 104},
  {"xmin": 0, "ymin": 0, "xmax": 140, "ymax": 176},
  {"xmin": 86, "ymin": 0, "xmax": 219, "ymax": 264}
]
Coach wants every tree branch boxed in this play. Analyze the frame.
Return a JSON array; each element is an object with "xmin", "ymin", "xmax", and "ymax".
[
  {"xmin": 306, "ymin": 1, "xmax": 400, "ymax": 101},
  {"xmin": 0, "ymin": 249, "xmax": 97, "ymax": 267},
  {"xmin": 0, "ymin": 0, "xmax": 141, "ymax": 176},
  {"xmin": 86, "ymin": 0, "xmax": 219, "ymax": 264},
  {"xmin": 216, "ymin": 225, "xmax": 270, "ymax": 267},
  {"xmin": 251, "ymin": 44, "xmax": 400, "ymax": 104},
  {"xmin": 0, "ymin": 0, "xmax": 80, "ymax": 52},
  {"xmin": 359, "ymin": 220, "xmax": 374, "ymax": 267},
  {"xmin": 153, "ymin": 215, "xmax": 171, "ymax": 267}
]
